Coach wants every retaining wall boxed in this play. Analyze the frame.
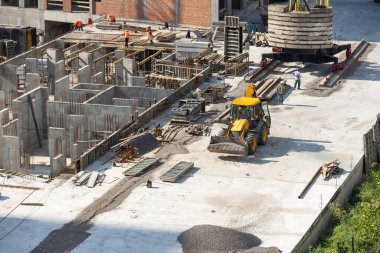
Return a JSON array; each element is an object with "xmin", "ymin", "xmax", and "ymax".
[{"xmin": 292, "ymin": 114, "xmax": 380, "ymax": 252}]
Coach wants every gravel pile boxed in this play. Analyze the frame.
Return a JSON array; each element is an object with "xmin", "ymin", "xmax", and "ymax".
[{"xmin": 177, "ymin": 225, "xmax": 262, "ymax": 252}]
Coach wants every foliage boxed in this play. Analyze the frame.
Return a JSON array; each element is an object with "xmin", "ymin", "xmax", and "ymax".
[{"xmin": 311, "ymin": 163, "xmax": 380, "ymax": 253}]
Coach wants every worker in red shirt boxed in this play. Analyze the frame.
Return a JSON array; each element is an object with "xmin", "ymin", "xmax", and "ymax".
[
  {"xmin": 74, "ymin": 20, "xmax": 83, "ymax": 31},
  {"xmin": 124, "ymin": 30, "xmax": 131, "ymax": 48},
  {"xmin": 146, "ymin": 27, "xmax": 154, "ymax": 45}
]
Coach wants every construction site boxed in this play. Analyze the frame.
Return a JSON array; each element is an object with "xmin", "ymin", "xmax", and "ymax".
[{"xmin": 0, "ymin": 0, "xmax": 380, "ymax": 252}]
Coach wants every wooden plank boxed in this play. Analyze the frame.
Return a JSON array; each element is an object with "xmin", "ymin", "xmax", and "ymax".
[
  {"xmin": 87, "ymin": 171, "xmax": 99, "ymax": 188},
  {"xmin": 268, "ymin": 10, "xmax": 333, "ymax": 18},
  {"xmin": 20, "ymin": 202, "xmax": 44, "ymax": 206}
]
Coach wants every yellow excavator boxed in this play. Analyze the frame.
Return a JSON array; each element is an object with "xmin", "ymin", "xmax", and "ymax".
[{"xmin": 207, "ymin": 84, "xmax": 271, "ymax": 155}]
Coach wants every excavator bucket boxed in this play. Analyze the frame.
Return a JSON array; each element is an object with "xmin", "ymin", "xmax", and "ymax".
[{"xmin": 207, "ymin": 136, "xmax": 248, "ymax": 155}]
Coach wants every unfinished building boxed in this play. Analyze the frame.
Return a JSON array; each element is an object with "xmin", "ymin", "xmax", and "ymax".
[{"xmin": 0, "ymin": 21, "xmax": 220, "ymax": 176}]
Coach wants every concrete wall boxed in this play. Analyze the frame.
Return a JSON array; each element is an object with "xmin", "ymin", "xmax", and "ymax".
[
  {"xmin": 0, "ymin": 64, "xmax": 18, "ymax": 103},
  {"xmin": 0, "ymin": 7, "xmax": 44, "ymax": 30},
  {"xmin": 48, "ymin": 127, "xmax": 66, "ymax": 176},
  {"xmin": 291, "ymin": 157, "xmax": 365, "ymax": 252},
  {"xmin": 12, "ymin": 87, "xmax": 48, "ymax": 152},
  {"xmin": 78, "ymin": 66, "xmax": 211, "ymax": 170}
]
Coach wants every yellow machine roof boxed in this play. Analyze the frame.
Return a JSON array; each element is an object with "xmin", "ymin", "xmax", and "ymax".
[
  {"xmin": 230, "ymin": 118, "xmax": 248, "ymax": 132},
  {"xmin": 232, "ymin": 97, "xmax": 260, "ymax": 106}
]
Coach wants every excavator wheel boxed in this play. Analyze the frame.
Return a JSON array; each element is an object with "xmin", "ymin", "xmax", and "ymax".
[
  {"xmin": 247, "ymin": 133, "xmax": 258, "ymax": 155},
  {"xmin": 258, "ymin": 124, "xmax": 269, "ymax": 145}
]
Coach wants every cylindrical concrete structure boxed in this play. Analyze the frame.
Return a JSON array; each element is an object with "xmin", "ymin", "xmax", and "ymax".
[{"xmin": 268, "ymin": 5, "xmax": 333, "ymax": 49}]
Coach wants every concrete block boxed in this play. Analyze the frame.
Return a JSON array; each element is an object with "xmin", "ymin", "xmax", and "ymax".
[
  {"xmin": 0, "ymin": 64, "xmax": 18, "ymax": 102},
  {"xmin": 55, "ymin": 75, "xmax": 70, "ymax": 101},
  {"xmin": 78, "ymin": 65, "xmax": 91, "ymax": 84},
  {"xmin": 92, "ymin": 72, "xmax": 104, "ymax": 84},
  {"xmin": 47, "ymin": 48, "xmax": 62, "ymax": 64},
  {"xmin": 79, "ymin": 52, "xmax": 93, "ymax": 68},
  {"xmin": 0, "ymin": 108, "xmax": 9, "ymax": 125},
  {"xmin": 114, "ymin": 50, "xmax": 126, "ymax": 86},
  {"xmin": 51, "ymin": 154, "xmax": 66, "ymax": 177},
  {"xmin": 123, "ymin": 58, "xmax": 136, "ymax": 86},
  {"xmin": 2, "ymin": 136, "xmax": 21, "ymax": 171},
  {"xmin": 25, "ymin": 58, "xmax": 39, "ymax": 74},
  {"xmin": 25, "ymin": 73, "xmax": 40, "ymax": 91},
  {"xmin": 0, "ymin": 91, "xmax": 5, "ymax": 110},
  {"xmin": 130, "ymin": 76, "xmax": 146, "ymax": 87},
  {"xmin": 48, "ymin": 127, "xmax": 66, "ymax": 161}
]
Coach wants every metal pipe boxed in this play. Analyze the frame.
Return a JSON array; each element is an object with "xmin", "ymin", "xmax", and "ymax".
[{"xmin": 298, "ymin": 167, "xmax": 322, "ymax": 199}]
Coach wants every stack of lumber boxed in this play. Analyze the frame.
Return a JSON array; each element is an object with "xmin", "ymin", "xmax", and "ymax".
[
  {"xmin": 72, "ymin": 171, "xmax": 105, "ymax": 188},
  {"xmin": 321, "ymin": 160, "xmax": 343, "ymax": 180},
  {"xmin": 116, "ymin": 144, "xmax": 140, "ymax": 163},
  {"xmin": 254, "ymin": 32, "xmax": 269, "ymax": 47},
  {"xmin": 156, "ymin": 32, "xmax": 176, "ymax": 42}
]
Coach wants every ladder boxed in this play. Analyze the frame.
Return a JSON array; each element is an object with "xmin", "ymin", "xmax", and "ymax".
[{"xmin": 4, "ymin": 40, "xmax": 16, "ymax": 58}]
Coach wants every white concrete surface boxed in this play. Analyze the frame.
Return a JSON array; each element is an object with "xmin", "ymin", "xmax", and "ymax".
[{"xmin": 71, "ymin": 43, "xmax": 380, "ymax": 253}]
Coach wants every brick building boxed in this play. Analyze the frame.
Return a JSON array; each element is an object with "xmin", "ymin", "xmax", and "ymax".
[{"xmin": 0, "ymin": 0, "xmax": 246, "ymax": 41}]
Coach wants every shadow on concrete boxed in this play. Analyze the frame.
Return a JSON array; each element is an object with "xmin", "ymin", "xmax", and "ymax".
[
  {"xmin": 0, "ymin": 217, "xmax": 182, "ymax": 253},
  {"xmin": 216, "ymin": 137, "xmax": 328, "ymax": 164},
  {"xmin": 282, "ymin": 103, "xmax": 318, "ymax": 108},
  {"xmin": 0, "ymin": 195, "xmax": 10, "ymax": 200},
  {"xmin": 258, "ymin": 137, "xmax": 329, "ymax": 159}
]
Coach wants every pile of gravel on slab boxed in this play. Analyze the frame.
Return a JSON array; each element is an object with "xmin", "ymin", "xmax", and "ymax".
[{"xmin": 177, "ymin": 225, "xmax": 262, "ymax": 252}]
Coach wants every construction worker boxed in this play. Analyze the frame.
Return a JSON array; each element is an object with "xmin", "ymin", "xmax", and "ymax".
[
  {"xmin": 164, "ymin": 21, "xmax": 169, "ymax": 30},
  {"xmin": 186, "ymin": 30, "xmax": 191, "ymax": 39},
  {"xmin": 108, "ymin": 15, "xmax": 116, "ymax": 23},
  {"xmin": 277, "ymin": 80, "xmax": 286, "ymax": 105},
  {"xmin": 124, "ymin": 30, "xmax": 131, "ymax": 48},
  {"xmin": 74, "ymin": 20, "xmax": 83, "ymax": 31},
  {"xmin": 147, "ymin": 27, "xmax": 154, "ymax": 45},
  {"xmin": 293, "ymin": 69, "xmax": 302, "ymax": 89}
]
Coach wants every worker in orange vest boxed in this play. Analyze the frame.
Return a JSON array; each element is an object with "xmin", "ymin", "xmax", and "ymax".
[
  {"xmin": 74, "ymin": 20, "xmax": 83, "ymax": 31},
  {"xmin": 124, "ymin": 30, "xmax": 131, "ymax": 48}
]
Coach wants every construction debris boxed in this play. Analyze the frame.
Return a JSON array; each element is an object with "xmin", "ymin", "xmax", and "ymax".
[
  {"xmin": 170, "ymin": 99, "xmax": 201, "ymax": 125},
  {"xmin": 222, "ymin": 52, "xmax": 250, "ymax": 76},
  {"xmin": 160, "ymin": 161, "xmax": 194, "ymax": 183},
  {"xmin": 200, "ymin": 83, "xmax": 227, "ymax": 103},
  {"xmin": 155, "ymin": 125, "xmax": 183, "ymax": 142},
  {"xmin": 321, "ymin": 160, "xmax": 343, "ymax": 180},
  {"xmin": 72, "ymin": 171, "xmax": 105, "ymax": 188},
  {"xmin": 253, "ymin": 32, "xmax": 269, "ymax": 47},
  {"xmin": 156, "ymin": 32, "xmax": 176, "ymax": 42},
  {"xmin": 186, "ymin": 124, "xmax": 209, "ymax": 136},
  {"xmin": 116, "ymin": 145, "xmax": 140, "ymax": 163}
]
